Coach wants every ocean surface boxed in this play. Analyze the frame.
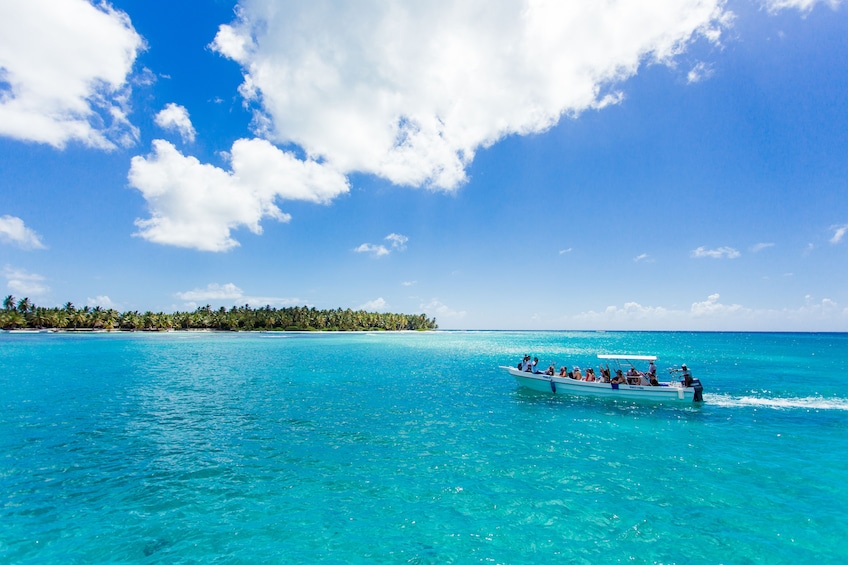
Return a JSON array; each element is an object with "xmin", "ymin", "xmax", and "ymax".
[{"xmin": 1, "ymin": 330, "xmax": 846, "ymax": 564}]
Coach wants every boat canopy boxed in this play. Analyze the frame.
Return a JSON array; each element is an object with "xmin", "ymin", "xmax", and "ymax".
[{"xmin": 597, "ymin": 354, "xmax": 657, "ymax": 361}]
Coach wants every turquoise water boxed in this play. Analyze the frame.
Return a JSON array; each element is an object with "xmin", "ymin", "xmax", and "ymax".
[{"xmin": 1, "ymin": 330, "xmax": 846, "ymax": 564}]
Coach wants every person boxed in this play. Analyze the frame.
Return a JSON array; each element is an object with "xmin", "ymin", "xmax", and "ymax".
[
  {"xmin": 519, "ymin": 355, "xmax": 531, "ymax": 371},
  {"xmin": 612, "ymin": 369, "xmax": 626, "ymax": 384},
  {"xmin": 585, "ymin": 367, "xmax": 596, "ymax": 382},
  {"xmin": 626, "ymin": 367, "xmax": 639, "ymax": 385},
  {"xmin": 572, "ymin": 366, "xmax": 583, "ymax": 380},
  {"xmin": 531, "ymin": 357, "xmax": 540, "ymax": 373},
  {"xmin": 545, "ymin": 363, "xmax": 556, "ymax": 376},
  {"xmin": 559, "ymin": 366, "xmax": 568, "ymax": 377},
  {"xmin": 600, "ymin": 365, "xmax": 611, "ymax": 383},
  {"xmin": 648, "ymin": 360, "xmax": 657, "ymax": 377},
  {"xmin": 649, "ymin": 373, "xmax": 659, "ymax": 386},
  {"xmin": 681, "ymin": 364, "xmax": 693, "ymax": 387}
]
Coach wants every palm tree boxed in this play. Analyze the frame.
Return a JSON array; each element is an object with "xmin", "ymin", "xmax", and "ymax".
[
  {"xmin": 1, "ymin": 310, "xmax": 26, "ymax": 329},
  {"xmin": 16, "ymin": 297, "xmax": 33, "ymax": 314},
  {"xmin": 3, "ymin": 295, "xmax": 15, "ymax": 310},
  {"xmin": 31, "ymin": 308, "xmax": 50, "ymax": 328}
]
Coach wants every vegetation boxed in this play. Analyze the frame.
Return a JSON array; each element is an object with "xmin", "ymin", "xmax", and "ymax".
[{"xmin": 0, "ymin": 296, "xmax": 438, "ymax": 332}]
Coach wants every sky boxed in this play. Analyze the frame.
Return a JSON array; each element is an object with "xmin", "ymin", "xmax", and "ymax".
[{"xmin": 1, "ymin": 0, "xmax": 847, "ymax": 331}]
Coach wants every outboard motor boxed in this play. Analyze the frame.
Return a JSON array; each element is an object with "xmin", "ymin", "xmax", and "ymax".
[{"xmin": 690, "ymin": 378, "xmax": 704, "ymax": 402}]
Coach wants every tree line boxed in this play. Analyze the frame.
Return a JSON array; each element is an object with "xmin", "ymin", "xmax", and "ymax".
[{"xmin": 1, "ymin": 296, "xmax": 438, "ymax": 332}]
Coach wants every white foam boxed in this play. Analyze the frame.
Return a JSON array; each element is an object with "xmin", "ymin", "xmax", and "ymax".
[{"xmin": 706, "ymin": 394, "xmax": 848, "ymax": 411}]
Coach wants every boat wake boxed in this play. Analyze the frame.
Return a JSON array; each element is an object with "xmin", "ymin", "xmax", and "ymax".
[{"xmin": 706, "ymin": 393, "xmax": 848, "ymax": 411}]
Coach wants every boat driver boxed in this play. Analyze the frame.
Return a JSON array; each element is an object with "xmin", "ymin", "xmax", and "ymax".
[{"xmin": 680, "ymin": 364, "xmax": 693, "ymax": 387}]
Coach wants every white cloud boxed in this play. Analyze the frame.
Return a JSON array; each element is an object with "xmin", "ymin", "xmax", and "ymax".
[
  {"xmin": 691, "ymin": 246, "xmax": 741, "ymax": 259},
  {"xmin": 420, "ymin": 299, "xmax": 466, "ymax": 319},
  {"xmin": 175, "ymin": 282, "xmax": 301, "ymax": 307},
  {"xmin": 559, "ymin": 248, "xmax": 573, "ymax": 255},
  {"xmin": 751, "ymin": 242, "xmax": 775, "ymax": 253},
  {"xmin": 154, "ymin": 103, "xmax": 196, "ymax": 143},
  {"xmin": 633, "ymin": 253, "xmax": 653, "ymax": 263},
  {"xmin": 176, "ymin": 283, "xmax": 244, "ymax": 301},
  {"xmin": 354, "ymin": 243, "xmax": 390, "ymax": 257},
  {"xmin": 386, "ymin": 233, "xmax": 408, "ymax": 251},
  {"xmin": 690, "ymin": 293, "xmax": 746, "ymax": 316},
  {"xmin": 0, "ymin": 0, "xmax": 143, "ymax": 149},
  {"xmin": 830, "ymin": 224, "xmax": 848, "ymax": 244},
  {"xmin": 402, "ymin": 281, "xmax": 416, "ymax": 286},
  {"xmin": 687, "ymin": 61, "xmax": 713, "ymax": 83},
  {"xmin": 573, "ymin": 301, "xmax": 674, "ymax": 325},
  {"xmin": 760, "ymin": 0, "xmax": 842, "ymax": 14},
  {"xmin": 129, "ymin": 139, "xmax": 349, "ymax": 251},
  {"xmin": 0, "ymin": 215, "xmax": 46, "ymax": 249},
  {"xmin": 355, "ymin": 233, "xmax": 409, "ymax": 257},
  {"xmin": 359, "ymin": 297, "xmax": 388, "ymax": 311},
  {"xmin": 570, "ymin": 293, "xmax": 848, "ymax": 331},
  {"xmin": 211, "ymin": 1, "xmax": 730, "ymax": 191},
  {"xmin": 87, "ymin": 295, "xmax": 118, "ymax": 309},
  {"xmin": 3, "ymin": 266, "xmax": 49, "ymax": 296}
]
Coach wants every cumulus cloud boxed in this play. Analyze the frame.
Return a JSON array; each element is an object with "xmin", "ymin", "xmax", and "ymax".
[
  {"xmin": 359, "ymin": 297, "xmax": 388, "ymax": 311},
  {"xmin": 154, "ymin": 103, "xmax": 196, "ymax": 143},
  {"xmin": 0, "ymin": 215, "xmax": 46, "ymax": 249},
  {"xmin": 572, "ymin": 293, "xmax": 748, "ymax": 329},
  {"xmin": 87, "ymin": 295, "xmax": 118, "ymax": 309},
  {"xmin": 355, "ymin": 233, "xmax": 409, "ymax": 257},
  {"xmin": 211, "ymin": 1, "xmax": 730, "ymax": 191},
  {"xmin": 3, "ymin": 266, "xmax": 49, "ymax": 296},
  {"xmin": 830, "ymin": 224, "xmax": 848, "ymax": 244},
  {"xmin": 0, "ymin": 0, "xmax": 144, "ymax": 149},
  {"xmin": 570, "ymin": 293, "xmax": 848, "ymax": 331},
  {"xmin": 691, "ymin": 246, "xmax": 741, "ymax": 259},
  {"xmin": 690, "ymin": 293, "xmax": 746, "ymax": 316},
  {"xmin": 176, "ymin": 283, "xmax": 244, "ymax": 301},
  {"xmin": 175, "ymin": 282, "xmax": 301, "ymax": 307},
  {"xmin": 751, "ymin": 242, "xmax": 775, "ymax": 253},
  {"xmin": 129, "ymin": 139, "xmax": 349, "ymax": 251}
]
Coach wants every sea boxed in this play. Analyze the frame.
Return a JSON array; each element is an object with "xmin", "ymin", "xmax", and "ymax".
[{"xmin": 1, "ymin": 330, "xmax": 846, "ymax": 564}]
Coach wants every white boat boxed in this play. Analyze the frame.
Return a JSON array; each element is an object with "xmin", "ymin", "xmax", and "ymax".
[{"xmin": 501, "ymin": 354, "xmax": 704, "ymax": 403}]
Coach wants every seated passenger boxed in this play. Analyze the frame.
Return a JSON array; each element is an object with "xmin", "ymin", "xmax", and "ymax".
[
  {"xmin": 649, "ymin": 374, "xmax": 659, "ymax": 386},
  {"xmin": 612, "ymin": 369, "xmax": 627, "ymax": 384},
  {"xmin": 559, "ymin": 366, "xmax": 568, "ymax": 377},
  {"xmin": 572, "ymin": 366, "xmax": 583, "ymax": 380},
  {"xmin": 600, "ymin": 366, "xmax": 611, "ymax": 383},
  {"xmin": 585, "ymin": 367, "xmax": 596, "ymax": 382},
  {"xmin": 545, "ymin": 363, "xmax": 555, "ymax": 376},
  {"xmin": 519, "ymin": 355, "xmax": 531, "ymax": 371}
]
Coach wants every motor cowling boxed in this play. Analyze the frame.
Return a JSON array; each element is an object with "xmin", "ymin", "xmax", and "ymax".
[{"xmin": 690, "ymin": 378, "xmax": 704, "ymax": 402}]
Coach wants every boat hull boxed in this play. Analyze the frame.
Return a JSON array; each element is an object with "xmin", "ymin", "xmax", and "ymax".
[{"xmin": 502, "ymin": 367, "xmax": 697, "ymax": 403}]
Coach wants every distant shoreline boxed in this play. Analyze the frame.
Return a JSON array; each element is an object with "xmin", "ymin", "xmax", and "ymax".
[{"xmin": 0, "ymin": 299, "xmax": 439, "ymax": 332}]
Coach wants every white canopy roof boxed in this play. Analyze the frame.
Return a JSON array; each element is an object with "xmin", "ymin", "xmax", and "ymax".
[{"xmin": 597, "ymin": 354, "xmax": 657, "ymax": 361}]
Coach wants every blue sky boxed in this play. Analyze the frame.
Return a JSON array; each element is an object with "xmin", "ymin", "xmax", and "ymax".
[{"xmin": 1, "ymin": 0, "xmax": 847, "ymax": 330}]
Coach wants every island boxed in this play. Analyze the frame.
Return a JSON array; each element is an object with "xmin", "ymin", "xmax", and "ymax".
[{"xmin": 1, "ymin": 296, "xmax": 438, "ymax": 332}]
